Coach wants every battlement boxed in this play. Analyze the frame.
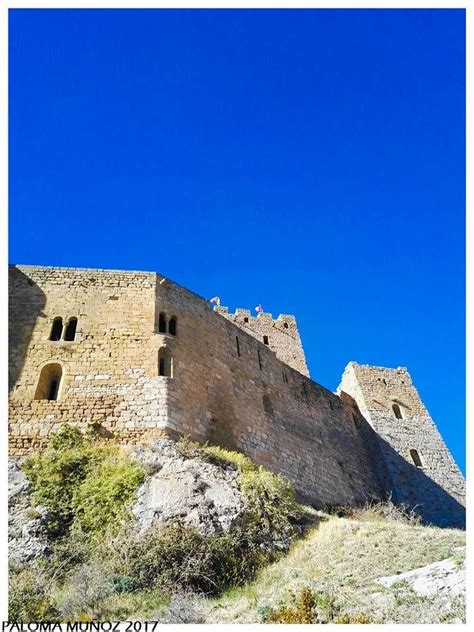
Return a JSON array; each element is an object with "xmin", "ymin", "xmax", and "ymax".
[{"xmin": 214, "ymin": 306, "xmax": 309, "ymax": 376}]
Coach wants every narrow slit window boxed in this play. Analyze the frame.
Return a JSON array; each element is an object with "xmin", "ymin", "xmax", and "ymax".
[
  {"xmin": 263, "ymin": 395, "xmax": 273, "ymax": 416},
  {"xmin": 169, "ymin": 317, "xmax": 177, "ymax": 336},
  {"xmin": 49, "ymin": 318, "xmax": 63, "ymax": 341},
  {"xmin": 158, "ymin": 347, "xmax": 173, "ymax": 377},
  {"xmin": 64, "ymin": 317, "xmax": 78, "ymax": 341},
  {"xmin": 257, "ymin": 348, "xmax": 263, "ymax": 370},
  {"xmin": 236, "ymin": 336, "xmax": 241, "ymax": 357},
  {"xmin": 35, "ymin": 363, "xmax": 63, "ymax": 401},
  {"xmin": 410, "ymin": 449, "xmax": 423, "ymax": 468},
  {"xmin": 263, "ymin": 335, "xmax": 269, "ymax": 345},
  {"xmin": 392, "ymin": 403, "xmax": 403, "ymax": 419},
  {"xmin": 158, "ymin": 312, "xmax": 167, "ymax": 333}
]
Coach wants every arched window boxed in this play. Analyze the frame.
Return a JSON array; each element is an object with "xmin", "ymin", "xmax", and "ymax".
[
  {"xmin": 409, "ymin": 449, "xmax": 423, "ymax": 468},
  {"xmin": 64, "ymin": 317, "xmax": 78, "ymax": 341},
  {"xmin": 392, "ymin": 403, "xmax": 403, "ymax": 419},
  {"xmin": 35, "ymin": 363, "xmax": 63, "ymax": 401},
  {"xmin": 49, "ymin": 318, "xmax": 63, "ymax": 341},
  {"xmin": 168, "ymin": 316, "xmax": 177, "ymax": 336},
  {"xmin": 158, "ymin": 347, "xmax": 173, "ymax": 377},
  {"xmin": 158, "ymin": 313, "xmax": 167, "ymax": 333}
]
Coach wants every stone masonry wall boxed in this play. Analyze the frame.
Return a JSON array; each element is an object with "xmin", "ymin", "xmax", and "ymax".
[
  {"xmin": 9, "ymin": 265, "xmax": 173, "ymax": 453},
  {"xmin": 153, "ymin": 277, "xmax": 382, "ymax": 506},
  {"xmin": 9, "ymin": 265, "xmax": 382, "ymax": 508},
  {"xmin": 338, "ymin": 362, "xmax": 465, "ymax": 528},
  {"xmin": 215, "ymin": 307, "xmax": 310, "ymax": 377}
]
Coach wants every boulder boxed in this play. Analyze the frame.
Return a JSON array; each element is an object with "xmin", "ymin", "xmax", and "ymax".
[{"xmin": 131, "ymin": 439, "xmax": 245, "ymax": 535}]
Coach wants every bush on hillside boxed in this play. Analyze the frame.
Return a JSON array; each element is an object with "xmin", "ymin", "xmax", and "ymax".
[
  {"xmin": 261, "ymin": 586, "xmax": 371, "ymax": 624},
  {"xmin": 9, "ymin": 571, "xmax": 60, "ymax": 622},
  {"xmin": 23, "ymin": 424, "xmax": 145, "ymax": 538}
]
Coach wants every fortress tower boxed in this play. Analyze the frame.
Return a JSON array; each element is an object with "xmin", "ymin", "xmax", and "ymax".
[
  {"xmin": 338, "ymin": 363, "xmax": 465, "ymax": 528},
  {"xmin": 8, "ymin": 265, "xmax": 465, "ymax": 527},
  {"xmin": 214, "ymin": 306, "xmax": 309, "ymax": 377}
]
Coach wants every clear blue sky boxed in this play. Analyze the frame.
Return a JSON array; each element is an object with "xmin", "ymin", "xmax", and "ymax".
[{"xmin": 9, "ymin": 9, "xmax": 465, "ymax": 473}]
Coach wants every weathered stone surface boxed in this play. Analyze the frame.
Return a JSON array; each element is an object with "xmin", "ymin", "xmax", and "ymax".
[
  {"xmin": 377, "ymin": 548, "xmax": 465, "ymax": 599},
  {"xmin": 8, "ymin": 458, "xmax": 49, "ymax": 566},
  {"xmin": 131, "ymin": 440, "xmax": 244, "ymax": 535}
]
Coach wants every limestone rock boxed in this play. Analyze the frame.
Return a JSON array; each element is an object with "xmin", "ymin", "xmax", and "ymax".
[
  {"xmin": 131, "ymin": 439, "xmax": 245, "ymax": 535},
  {"xmin": 377, "ymin": 549, "xmax": 466, "ymax": 599},
  {"xmin": 8, "ymin": 458, "xmax": 49, "ymax": 566}
]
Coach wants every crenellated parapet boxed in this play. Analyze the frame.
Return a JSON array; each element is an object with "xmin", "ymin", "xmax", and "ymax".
[{"xmin": 214, "ymin": 306, "xmax": 309, "ymax": 377}]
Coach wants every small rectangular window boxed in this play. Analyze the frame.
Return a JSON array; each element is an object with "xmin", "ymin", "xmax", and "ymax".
[
  {"xmin": 263, "ymin": 335, "xmax": 269, "ymax": 345},
  {"xmin": 410, "ymin": 449, "xmax": 423, "ymax": 468}
]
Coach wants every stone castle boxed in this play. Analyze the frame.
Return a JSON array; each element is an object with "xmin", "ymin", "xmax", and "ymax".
[{"xmin": 8, "ymin": 264, "xmax": 466, "ymax": 528}]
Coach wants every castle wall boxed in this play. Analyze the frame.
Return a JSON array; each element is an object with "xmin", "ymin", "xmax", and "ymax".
[
  {"xmin": 338, "ymin": 362, "xmax": 465, "ymax": 528},
  {"xmin": 214, "ymin": 307, "xmax": 310, "ymax": 377},
  {"xmin": 152, "ymin": 277, "xmax": 382, "ymax": 506},
  {"xmin": 9, "ymin": 266, "xmax": 173, "ymax": 452},
  {"xmin": 9, "ymin": 265, "xmax": 382, "ymax": 508}
]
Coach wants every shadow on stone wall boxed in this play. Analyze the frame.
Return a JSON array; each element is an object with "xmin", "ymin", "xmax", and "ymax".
[
  {"xmin": 9, "ymin": 266, "xmax": 46, "ymax": 393},
  {"xmin": 342, "ymin": 392, "xmax": 465, "ymax": 530},
  {"xmin": 375, "ymin": 435, "xmax": 466, "ymax": 530}
]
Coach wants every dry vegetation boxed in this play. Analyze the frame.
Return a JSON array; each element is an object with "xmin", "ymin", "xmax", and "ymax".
[
  {"xmin": 203, "ymin": 505, "xmax": 465, "ymax": 624},
  {"xmin": 10, "ymin": 428, "xmax": 465, "ymax": 624}
]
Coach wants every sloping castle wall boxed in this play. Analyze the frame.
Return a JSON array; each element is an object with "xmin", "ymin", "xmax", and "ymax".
[{"xmin": 8, "ymin": 265, "xmax": 465, "ymax": 525}]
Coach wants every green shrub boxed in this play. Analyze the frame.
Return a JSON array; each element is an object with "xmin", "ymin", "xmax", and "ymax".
[
  {"xmin": 110, "ymin": 520, "xmax": 279, "ymax": 597},
  {"xmin": 125, "ymin": 523, "xmax": 215, "ymax": 594},
  {"xmin": 72, "ymin": 454, "xmax": 145, "ymax": 535},
  {"xmin": 24, "ymin": 425, "xmax": 145, "ymax": 538},
  {"xmin": 48, "ymin": 424, "xmax": 85, "ymax": 451},
  {"xmin": 9, "ymin": 572, "xmax": 60, "ymax": 622},
  {"xmin": 111, "ymin": 575, "xmax": 139, "ymax": 594}
]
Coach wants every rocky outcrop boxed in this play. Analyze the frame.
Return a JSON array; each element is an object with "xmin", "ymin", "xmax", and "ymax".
[
  {"xmin": 377, "ymin": 549, "xmax": 465, "ymax": 597},
  {"xmin": 8, "ymin": 458, "xmax": 49, "ymax": 566},
  {"xmin": 131, "ymin": 439, "xmax": 246, "ymax": 535}
]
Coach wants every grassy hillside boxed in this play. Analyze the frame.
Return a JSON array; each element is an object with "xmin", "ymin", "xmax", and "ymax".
[
  {"xmin": 9, "ymin": 426, "xmax": 465, "ymax": 624},
  {"xmin": 203, "ymin": 508, "xmax": 465, "ymax": 624}
]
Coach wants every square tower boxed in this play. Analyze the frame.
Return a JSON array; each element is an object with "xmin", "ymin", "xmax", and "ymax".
[{"xmin": 338, "ymin": 362, "xmax": 465, "ymax": 528}]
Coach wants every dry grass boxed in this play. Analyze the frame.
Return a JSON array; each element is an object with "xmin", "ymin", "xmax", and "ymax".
[{"xmin": 203, "ymin": 509, "xmax": 465, "ymax": 624}]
